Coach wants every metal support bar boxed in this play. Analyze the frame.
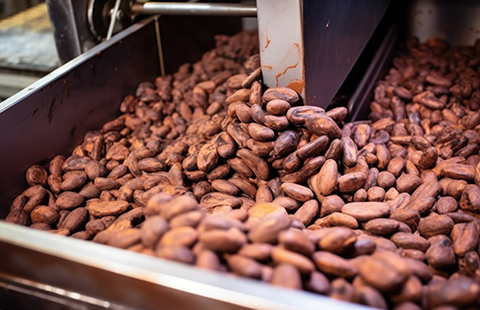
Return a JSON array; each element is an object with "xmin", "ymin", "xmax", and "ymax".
[{"xmin": 131, "ymin": 2, "xmax": 257, "ymax": 17}]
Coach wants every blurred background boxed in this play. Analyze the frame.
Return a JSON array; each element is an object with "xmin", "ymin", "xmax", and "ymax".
[{"xmin": 0, "ymin": 0, "xmax": 59, "ymax": 102}]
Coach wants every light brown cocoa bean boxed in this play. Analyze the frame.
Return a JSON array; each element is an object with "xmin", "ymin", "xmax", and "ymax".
[
  {"xmin": 436, "ymin": 197, "xmax": 458, "ymax": 214},
  {"xmin": 342, "ymin": 137, "xmax": 358, "ymax": 167},
  {"xmin": 366, "ymin": 186, "xmax": 385, "ymax": 202},
  {"xmin": 337, "ymin": 172, "xmax": 367, "ymax": 193},
  {"xmin": 417, "ymin": 215, "xmax": 454, "ymax": 238},
  {"xmin": 293, "ymin": 200, "xmax": 319, "ymax": 226},
  {"xmin": 313, "ymin": 251, "xmax": 358, "ymax": 279},
  {"xmin": 427, "ymin": 277, "xmax": 480, "ymax": 309},
  {"xmin": 159, "ymin": 226, "xmax": 198, "ymax": 248},
  {"xmin": 200, "ymin": 227, "xmax": 246, "ymax": 253},
  {"xmin": 107, "ymin": 228, "xmax": 142, "ymax": 249},
  {"xmin": 405, "ymin": 196, "xmax": 435, "ymax": 216},
  {"xmin": 248, "ymin": 213, "xmax": 292, "ymax": 244},
  {"xmin": 228, "ymin": 177, "xmax": 257, "ymax": 198},
  {"xmin": 227, "ymin": 157, "xmax": 254, "ymax": 178},
  {"xmin": 195, "ymin": 250, "xmax": 222, "ymax": 271},
  {"xmin": 451, "ymin": 222, "xmax": 479, "ymax": 257},
  {"xmin": 60, "ymin": 207, "xmax": 88, "ymax": 233},
  {"xmin": 270, "ymin": 263, "xmax": 302, "ymax": 290},
  {"xmin": 26, "ymin": 165, "xmax": 48, "ymax": 187},
  {"xmin": 246, "ymin": 139, "xmax": 273, "ymax": 157},
  {"xmin": 263, "ymin": 114, "xmax": 290, "ymax": 131},
  {"xmin": 330, "ymin": 277, "xmax": 355, "ymax": 303},
  {"xmin": 342, "ymin": 202, "xmax": 390, "ymax": 222},
  {"xmin": 226, "ymin": 254, "xmax": 262, "ymax": 279},
  {"xmin": 266, "ymin": 99, "xmax": 291, "ymax": 116},
  {"xmin": 141, "ymin": 215, "xmax": 169, "ymax": 247},
  {"xmin": 263, "ymin": 87, "xmax": 299, "ymax": 103},
  {"xmin": 280, "ymin": 183, "xmax": 314, "ymax": 202},
  {"xmin": 297, "ymin": 136, "xmax": 329, "ymax": 160},
  {"xmin": 304, "ymin": 271, "xmax": 331, "ymax": 295},
  {"xmin": 237, "ymin": 149, "xmax": 270, "ymax": 180},
  {"xmin": 49, "ymin": 155, "xmax": 65, "ymax": 175},
  {"xmin": 62, "ymin": 155, "xmax": 92, "ymax": 171},
  {"xmin": 390, "ymin": 232, "xmax": 429, "ymax": 252},
  {"xmin": 156, "ymin": 245, "xmax": 194, "ymax": 264},
  {"xmin": 271, "ymin": 247, "xmax": 315, "ymax": 275},
  {"xmin": 271, "ymin": 130, "xmax": 299, "ymax": 158},
  {"xmin": 396, "ymin": 174, "xmax": 423, "ymax": 193},
  {"xmin": 56, "ymin": 191, "xmax": 85, "ymax": 210},
  {"xmin": 364, "ymin": 218, "xmax": 400, "ymax": 235},
  {"xmin": 247, "ymin": 123, "xmax": 275, "ymax": 142},
  {"xmin": 61, "ymin": 171, "xmax": 88, "ymax": 191},
  {"xmin": 227, "ymin": 123, "xmax": 250, "ymax": 148},
  {"xmin": 314, "ymin": 159, "xmax": 338, "ymax": 196},
  {"xmin": 318, "ymin": 227, "xmax": 356, "ymax": 254},
  {"xmin": 86, "ymin": 200, "xmax": 130, "ymax": 217},
  {"xmin": 324, "ymin": 138, "xmax": 343, "ymax": 160},
  {"xmin": 425, "ymin": 235, "xmax": 456, "ymax": 269},
  {"xmin": 376, "ymin": 144, "xmax": 391, "ymax": 170},
  {"xmin": 197, "ymin": 143, "xmax": 218, "ymax": 172},
  {"xmin": 30, "ymin": 206, "xmax": 58, "ymax": 225},
  {"xmin": 238, "ymin": 243, "xmax": 273, "ymax": 261},
  {"xmin": 377, "ymin": 171, "xmax": 396, "ymax": 189},
  {"xmin": 283, "ymin": 152, "xmax": 301, "ymax": 172},
  {"xmin": 305, "ymin": 114, "xmax": 342, "ymax": 139},
  {"xmin": 200, "ymin": 192, "xmax": 242, "ymax": 209},
  {"xmin": 325, "ymin": 212, "xmax": 359, "ymax": 229},
  {"xmin": 160, "ymin": 196, "xmax": 199, "ymax": 220},
  {"xmin": 319, "ymin": 195, "xmax": 345, "ymax": 217},
  {"xmin": 358, "ymin": 254, "xmax": 409, "ymax": 293},
  {"xmin": 226, "ymin": 88, "xmax": 251, "ymax": 104},
  {"xmin": 390, "ymin": 275, "xmax": 423, "ymax": 304},
  {"xmin": 459, "ymin": 184, "xmax": 480, "ymax": 213},
  {"xmin": 255, "ymin": 184, "xmax": 273, "ymax": 203},
  {"xmin": 286, "ymin": 106, "xmax": 324, "ymax": 125}
]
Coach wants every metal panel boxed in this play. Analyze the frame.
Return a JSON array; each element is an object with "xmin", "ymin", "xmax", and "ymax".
[
  {"xmin": 256, "ymin": 0, "xmax": 305, "ymax": 97},
  {"xmin": 303, "ymin": 0, "xmax": 391, "ymax": 108},
  {"xmin": 0, "ymin": 17, "xmax": 160, "ymax": 216},
  {"xmin": 348, "ymin": 25, "xmax": 398, "ymax": 121},
  {"xmin": 0, "ymin": 223, "xmax": 370, "ymax": 310}
]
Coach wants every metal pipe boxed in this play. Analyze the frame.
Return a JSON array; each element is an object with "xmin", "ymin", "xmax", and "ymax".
[{"xmin": 131, "ymin": 2, "xmax": 257, "ymax": 17}]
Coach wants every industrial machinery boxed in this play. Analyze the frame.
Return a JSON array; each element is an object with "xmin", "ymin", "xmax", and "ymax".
[{"xmin": 0, "ymin": 0, "xmax": 480, "ymax": 309}]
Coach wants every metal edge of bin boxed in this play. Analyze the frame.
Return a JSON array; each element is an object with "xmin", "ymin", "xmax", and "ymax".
[
  {"xmin": 0, "ymin": 17, "xmax": 160, "ymax": 214},
  {"xmin": 0, "ymin": 222, "xmax": 371, "ymax": 310}
]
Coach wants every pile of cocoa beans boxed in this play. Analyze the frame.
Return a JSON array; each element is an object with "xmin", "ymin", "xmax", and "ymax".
[{"xmin": 7, "ymin": 32, "xmax": 480, "ymax": 309}]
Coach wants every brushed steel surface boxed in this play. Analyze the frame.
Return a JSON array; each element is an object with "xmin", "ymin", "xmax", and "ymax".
[
  {"xmin": 0, "ymin": 222, "xmax": 370, "ymax": 310},
  {"xmin": 131, "ymin": 2, "xmax": 257, "ymax": 17}
]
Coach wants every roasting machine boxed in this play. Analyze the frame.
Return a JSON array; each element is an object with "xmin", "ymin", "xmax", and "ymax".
[{"xmin": 0, "ymin": 0, "xmax": 479, "ymax": 309}]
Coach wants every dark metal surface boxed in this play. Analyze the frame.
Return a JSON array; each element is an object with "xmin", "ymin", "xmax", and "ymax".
[
  {"xmin": 131, "ymin": 2, "xmax": 257, "ymax": 17},
  {"xmin": 348, "ymin": 25, "xmax": 398, "ymax": 121},
  {"xmin": 88, "ymin": 0, "xmax": 134, "ymax": 42},
  {"xmin": 0, "ymin": 17, "xmax": 159, "ymax": 216},
  {"xmin": 0, "ymin": 222, "xmax": 370, "ymax": 310},
  {"xmin": 303, "ymin": 0, "xmax": 391, "ymax": 108}
]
